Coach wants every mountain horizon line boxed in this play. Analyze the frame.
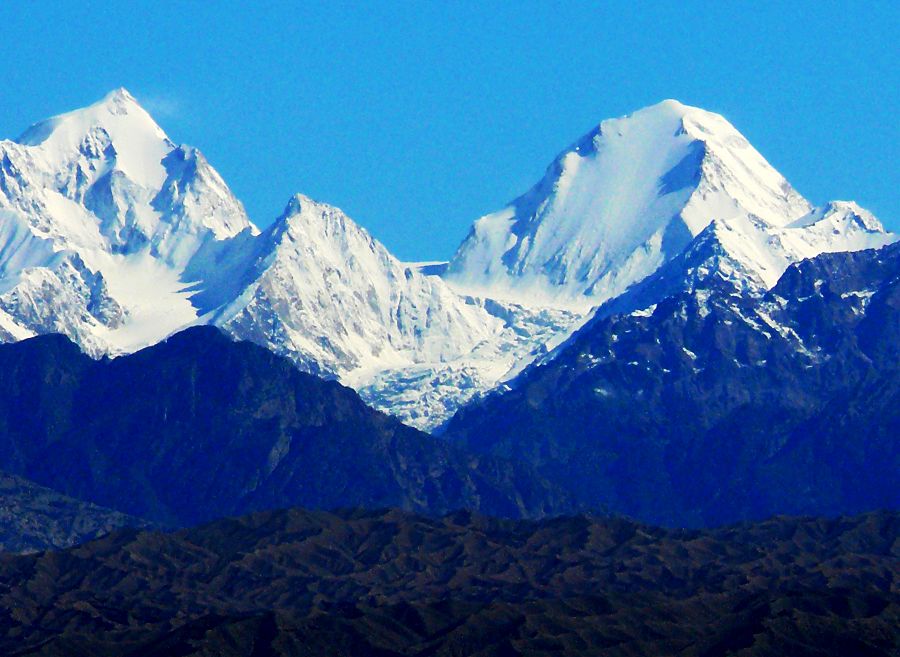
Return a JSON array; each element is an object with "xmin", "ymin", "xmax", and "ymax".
[{"xmin": 15, "ymin": 87, "xmax": 885, "ymax": 252}]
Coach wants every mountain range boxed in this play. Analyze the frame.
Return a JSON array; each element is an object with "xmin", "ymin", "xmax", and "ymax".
[
  {"xmin": 0, "ymin": 507, "xmax": 895, "ymax": 656},
  {"xmin": 0, "ymin": 90, "xmax": 894, "ymax": 430},
  {"xmin": 1, "ymin": 232, "xmax": 896, "ymax": 532},
  {"xmin": 0, "ymin": 89, "xmax": 896, "ymax": 535}
]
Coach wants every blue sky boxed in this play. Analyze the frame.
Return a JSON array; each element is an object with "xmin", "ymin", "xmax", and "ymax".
[{"xmin": 0, "ymin": 2, "xmax": 896, "ymax": 260}]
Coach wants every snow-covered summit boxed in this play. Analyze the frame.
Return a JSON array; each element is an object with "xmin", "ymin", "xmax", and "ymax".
[
  {"xmin": 443, "ymin": 99, "xmax": 812, "ymax": 309},
  {"xmin": 0, "ymin": 89, "xmax": 254, "ymax": 353},
  {"xmin": 3, "ymin": 87, "xmax": 253, "ymax": 263},
  {"xmin": 17, "ymin": 88, "xmax": 173, "ymax": 190},
  {"xmin": 214, "ymin": 192, "xmax": 508, "ymax": 377},
  {"xmin": 204, "ymin": 192, "xmax": 581, "ymax": 428}
]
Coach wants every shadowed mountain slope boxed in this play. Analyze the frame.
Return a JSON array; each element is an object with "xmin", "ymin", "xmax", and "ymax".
[
  {"xmin": 0, "ymin": 472, "xmax": 151, "ymax": 553},
  {"xmin": 0, "ymin": 327, "xmax": 571, "ymax": 526},
  {"xmin": 445, "ymin": 242, "xmax": 900, "ymax": 527}
]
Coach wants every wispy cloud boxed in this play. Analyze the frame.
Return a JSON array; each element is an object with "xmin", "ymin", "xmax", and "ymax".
[{"xmin": 136, "ymin": 92, "xmax": 182, "ymax": 119}]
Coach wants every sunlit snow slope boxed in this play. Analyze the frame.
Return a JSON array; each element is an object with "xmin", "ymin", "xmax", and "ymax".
[{"xmin": 442, "ymin": 100, "xmax": 856, "ymax": 308}]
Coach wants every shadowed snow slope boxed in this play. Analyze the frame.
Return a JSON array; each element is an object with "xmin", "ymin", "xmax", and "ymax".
[{"xmin": 0, "ymin": 92, "xmax": 894, "ymax": 428}]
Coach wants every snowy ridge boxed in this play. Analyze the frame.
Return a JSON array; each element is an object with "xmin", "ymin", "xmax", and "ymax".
[
  {"xmin": 0, "ymin": 90, "xmax": 894, "ymax": 429},
  {"xmin": 208, "ymin": 195, "xmax": 581, "ymax": 426},
  {"xmin": 578, "ymin": 202, "xmax": 896, "ymax": 333},
  {"xmin": 17, "ymin": 88, "xmax": 173, "ymax": 190},
  {"xmin": 709, "ymin": 202, "xmax": 896, "ymax": 289}
]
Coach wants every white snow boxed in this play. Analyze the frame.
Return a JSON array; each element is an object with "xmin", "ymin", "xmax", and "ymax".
[
  {"xmin": 0, "ymin": 88, "xmax": 253, "ymax": 356},
  {"xmin": 631, "ymin": 304, "xmax": 657, "ymax": 317},
  {"xmin": 18, "ymin": 88, "xmax": 173, "ymax": 190},
  {"xmin": 708, "ymin": 203, "xmax": 897, "ymax": 289},
  {"xmin": 443, "ymin": 99, "xmax": 812, "ymax": 310},
  {"xmin": 91, "ymin": 250, "xmax": 201, "ymax": 353},
  {"xmin": 211, "ymin": 194, "xmax": 583, "ymax": 427}
]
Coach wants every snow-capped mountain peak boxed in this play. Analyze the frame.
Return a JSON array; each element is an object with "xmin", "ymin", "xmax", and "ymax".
[
  {"xmin": 443, "ymin": 100, "xmax": 812, "ymax": 310},
  {"xmin": 282, "ymin": 192, "xmax": 313, "ymax": 216},
  {"xmin": 216, "ymin": 192, "xmax": 506, "ymax": 377},
  {"xmin": 271, "ymin": 193, "xmax": 365, "ymax": 245},
  {"xmin": 788, "ymin": 200, "xmax": 884, "ymax": 232},
  {"xmin": 199, "ymin": 191, "xmax": 583, "ymax": 428},
  {"xmin": 1, "ymin": 88, "xmax": 254, "ymax": 267},
  {"xmin": 16, "ymin": 87, "xmax": 173, "ymax": 190},
  {"xmin": 673, "ymin": 103, "xmax": 812, "ymax": 229},
  {"xmin": 0, "ymin": 89, "xmax": 255, "ymax": 354}
]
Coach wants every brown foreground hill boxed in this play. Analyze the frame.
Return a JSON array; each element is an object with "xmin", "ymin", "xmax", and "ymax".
[{"xmin": 0, "ymin": 508, "xmax": 896, "ymax": 656}]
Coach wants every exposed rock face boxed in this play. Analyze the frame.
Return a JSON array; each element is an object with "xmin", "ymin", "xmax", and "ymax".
[{"xmin": 0, "ymin": 472, "xmax": 151, "ymax": 553}]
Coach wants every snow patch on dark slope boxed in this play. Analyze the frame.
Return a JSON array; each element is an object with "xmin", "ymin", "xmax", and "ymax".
[{"xmin": 444, "ymin": 241, "xmax": 900, "ymax": 527}]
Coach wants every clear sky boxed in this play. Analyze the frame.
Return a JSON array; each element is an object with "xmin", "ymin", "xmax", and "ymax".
[{"xmin": 0, "ymin": 2, "xmax": 896, "ymax": 260}]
